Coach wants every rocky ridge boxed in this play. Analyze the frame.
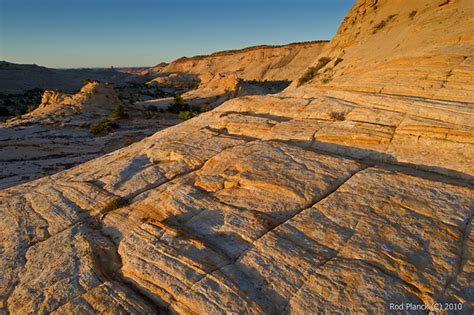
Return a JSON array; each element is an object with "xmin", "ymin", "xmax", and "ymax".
[
  {"xmin": 144, "ymin": 41, "xmax": 328, "ymax": 82},
  {"xmin": 0, "ymin": 0, "xmax": 473, "ymax": 313},
  {"xmin": 0, "ymin": 61, "xmax": 144, "ymax": 94}
]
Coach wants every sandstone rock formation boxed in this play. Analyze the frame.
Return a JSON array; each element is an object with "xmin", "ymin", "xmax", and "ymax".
[
  {"xmin": 144, "ymin": 41, "xmax": 328, "ymax": 82},
  {"xmin": 139, "ymin": 41, "xmax": 327, "ymax": 110},
  {"xmin": 137, "ymin": 41, "xmax": 327, "ymax": 110},
  {"xmin": 1, "ymin": 0, "xmax": 473, "ymax": 313},
  {"xmin": 0, "ymin": 81, "xmax": 180, "ymax": 189},
  {"xmin": 140, "ymin": 73, "xmax": 285, "ymax": 109},
  {"xmin": 5, "ymin": 81, "xmax": 122, "ymax": 126},
  {"xmin": 293, "ymin": 0, "xmax": 474, "ymax": 103}
]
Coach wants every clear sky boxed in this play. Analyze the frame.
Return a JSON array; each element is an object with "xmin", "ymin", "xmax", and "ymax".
[{"xmin": 0, "ymin": 0, "xmax": 355, "ymax": 68}]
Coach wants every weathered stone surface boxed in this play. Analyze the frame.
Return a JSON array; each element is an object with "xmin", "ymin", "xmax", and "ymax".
[
  {"xmin": 296, "ymin": 0, "xmax": 474, "ymax": 103},
  {"xmin": 0, "ymin": 82, "xmax": 181, "ymax": 189},
  {"xmin": 1, "ymin": 0, "xmax": 473, "ymax": 313},
  {"xmin": 144, "ymin": 41, "xmax": 328, "ymax": 82}
]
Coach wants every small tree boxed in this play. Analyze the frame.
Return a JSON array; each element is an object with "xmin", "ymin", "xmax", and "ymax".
[{"xmin": 167, "ymin": 94, "xmax": 190, "ymax": 113}]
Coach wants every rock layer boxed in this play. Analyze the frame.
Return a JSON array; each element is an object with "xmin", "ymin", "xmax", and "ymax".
[
  {"xmin": 144, "ymin": 41, "xmax": 328, "ymax": 82},
  {"xmin": 1, "ymin": 0, "xmax": 473, "ymax": 313}
]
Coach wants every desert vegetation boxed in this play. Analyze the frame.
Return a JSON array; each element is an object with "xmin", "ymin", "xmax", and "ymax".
[
  {"xmin": 297, "ymin": 57, "xmax": 332, "ymax": 86},
  {"xmin": 0, "ymin": 89, "xmax": 42, "ymax": 116},
  {"xmin": 102, "ymin": 197, "xmax": 130, "ymax": 212},
  {"xmin": 90, "ymin": 104, "xmax": 128, "ymax": 135},
  {"xmin": 110, "ymin": 104, "xmax": 128, "ymax": 120},
  {"xmin": 372, "ymin": 14, "xmax": 398, "ymax": 34},
  {"xmin": 175, "ymin": 102, "xmax": 214, "ymax": 121},
  {"xmin": 166, "ymin": 94, "xmax": 190, "ymax": 113},
  {"xmin": 329, "ymin": 111, "xmax": 346, "ymax": 121},
  {"xmin": 90, "ymin": 117, "xmax": 119, "ymax": 135}
]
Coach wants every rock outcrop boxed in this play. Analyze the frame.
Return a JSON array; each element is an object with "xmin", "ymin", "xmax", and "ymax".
[
  {"xmin": 0, "ymin": 81, "xmax": 181, "ymax": 189},
  {"xmin": 1, "ymin": 0, "xmax": 473, "ymax": 313},
  {"xmin": 144, "ymin": 41, "xmax": 328, "ymax": 82},
  {"xmin": 5, "ymin": 81, "xmax": 122, "ymax": 126},
  {"xmin": 139, "ymin": 73, "xmax": 289, "ymax": 110},
  {"xmin": 139, "ymin": 41, "xmax": 327, "ymax": 109},
  {"xmin": 294, "ymin": 0, "xmax": 474, "ymax": 102}
]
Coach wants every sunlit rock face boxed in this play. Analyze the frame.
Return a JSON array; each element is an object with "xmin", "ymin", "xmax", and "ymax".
[
  {"xmin": 144, "ymin": 41, "xmax": 328, "ymax": 82},
  {"xmin": 1, "ymin": 0, "xmax": 473, "ymax": 313}
]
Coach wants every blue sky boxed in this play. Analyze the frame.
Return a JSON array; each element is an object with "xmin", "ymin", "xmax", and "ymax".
[{"xmin": 0, "ymin": 0, "xmax": 355, "ymax": 68}]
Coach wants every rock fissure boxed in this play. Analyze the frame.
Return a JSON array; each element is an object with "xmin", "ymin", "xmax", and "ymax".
[{"xmin": 441, "ymin": 214, "xmax": 473, "ymax": 298}]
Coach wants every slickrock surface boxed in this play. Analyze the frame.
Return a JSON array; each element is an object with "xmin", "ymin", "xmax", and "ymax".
[
  {"xmin": 0, "ymin": 82, "xmax": 180, "ymax": 189},
  {"xmin": 1, "ymin": 0, "xmax": 473, "ymax": 313},
  {"xmin": 5, "ymin": 82, "xmax": 122, "ymax": 125},
  {"xmin": 294, "ymin": 0, "xmax": 474, "ymax": 103}
]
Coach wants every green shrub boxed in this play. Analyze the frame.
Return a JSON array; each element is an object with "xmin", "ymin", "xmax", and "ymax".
[
  {"xmin": 110, "ymin": 104, "xmax": 128, "ymax": 120},
  {"xmin": 168, "ymin": 102, "xmax": 190, "ymax": 113},
  {"xmin": 329, "ymin": 111, "xmax": 346, "ymax": 121},
  {"xmin": 167, "ymin": 94, "xmax": 190, "ymax": 113},
  {"xmin": 200, "ymin": 103, "xmax": 213, "ymax": 112},
  {"xmin": 409, "ymin": 10, "xmax": 417, "ymax": 19},
  {"xmin": 298, "ymin": 67, "xmax": 318, "ymax": 86},
  {"xmin": 90, "ymin": 117, "xmax": 118, "ymax": 135},
  {"xmin": 297, "ymin": 57, "xmax": 332, "ymax": 86},
  {"xmin": 190, "ymin": 105, "xmax": 201, "ymax": 112},
  {"xmin": 178, "ymin": 111, "xmax": 195, "ymax": 121},
  {"xmin": 334, "ymin": 58, "xmax": 344, "ymax": 67},
  {"xmin": 373, "ymin": 14, "xmax": 398, "ymax": 34},
  {"xmin": 174, "ymin": 94, "xmax": 184, "ymax": 104},
  {"xmin": 103, "ymin": 197, "xmax": 130, "ymax": 212}
]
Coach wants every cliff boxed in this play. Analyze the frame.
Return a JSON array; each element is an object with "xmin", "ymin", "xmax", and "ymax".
[{"xmin": 145, "ymin": 41, "xmax": 328, "ymax": 82}]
